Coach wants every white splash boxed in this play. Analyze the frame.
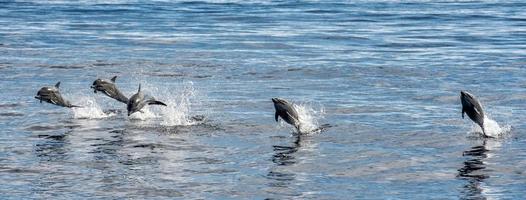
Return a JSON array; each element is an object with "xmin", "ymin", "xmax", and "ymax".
[
  {"xmin": 470, "ymin": 116, "xmax": 512, "ymax": 138},
  {"xmin": 283, "ymin": 102, "xmax": 325, "ymax": 134},
  {"xmin": 71, "ymin": 97, "xmax": 115, "ymax": 119},
  {"xmin": 128, "ymin": 107, "xmax": 156, "ymax": 120},
  {"xmin": 128, "ymin": 82, "xmax": 200, "ymax": 126},
  {"xmin": 160, "ymin": 83, "xmax": 199, "ymax": 126}
]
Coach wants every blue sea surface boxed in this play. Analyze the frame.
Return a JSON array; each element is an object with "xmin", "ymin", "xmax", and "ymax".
[{"xmin": 1, "ymin": 1, "xmax": 526, "ymax": 199}]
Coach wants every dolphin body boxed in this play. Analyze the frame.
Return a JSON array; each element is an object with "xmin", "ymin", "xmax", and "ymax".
[
  {"xmin": 460, "ymin": 91, "xmax": 488, "ymax": 137},
  {"xmin": 272, "ymin": 98, "xmax": 301, "ymax": 131},
  {"xmin": 127, "ymin": 84, "xmax": 167, "ymax": 116},
  {"xmin": 35, "ymin": 82, "xmax": 80, "ymax": 108},
  {"xmin": 91, "ymin": 76, "xmax": 129, "ymax": 104}
]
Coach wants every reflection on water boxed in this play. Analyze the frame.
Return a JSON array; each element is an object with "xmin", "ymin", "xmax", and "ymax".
[
  {"xmin": 458, "ymin": 140, "xmax": 490, "ymax": 200},
  {"xmin": 35, "ymin": 131, "xmax": 70, "ymax": 162},
  {"xmin": 271, "ymin": 135, "xmax": 301, "ymax": 166},
  {"xmin": 267, "ymin": 135, "xmax": 301, "ymax": 190}
]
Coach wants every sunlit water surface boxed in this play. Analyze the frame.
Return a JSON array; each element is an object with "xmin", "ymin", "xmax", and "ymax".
[{"xmin": 1, "ymin": 1, "xmax": 526, "ymax": 199}]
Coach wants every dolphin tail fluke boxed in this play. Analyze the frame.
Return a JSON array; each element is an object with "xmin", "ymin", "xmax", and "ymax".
[
  {"xmin": 111, "ymin": 76, "xmax": 117, "ymax": 82},
  {"xmin": 147, "ymin": 100, "xmax": 167, "ymax": 106},
  {"xmin": 55, "ymin": 81, "xmax": 61, "ymax": 88}
]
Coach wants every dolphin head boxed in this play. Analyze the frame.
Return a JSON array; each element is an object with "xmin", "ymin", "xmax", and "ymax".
[
  {"xmin": 35, "ymin": 86, "xmax": 58, "ymax": 100},
  {"xmin": 91, "ymin": 78, "xmax": 106, "ymax": 92},
  {"xmin": 460, "ymin": 91, "xmax": 476, "ymax": 107},
  {"xmin": 272, "ymin": 98, "xmax": 288, "ymax": 105},
  {"xmin": 272, "ymin": 97, "xmax": 292, "ymax": 110}
]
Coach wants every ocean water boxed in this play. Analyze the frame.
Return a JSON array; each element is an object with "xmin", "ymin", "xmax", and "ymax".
[{"xmin": 1, "ymin": 1, "xmax": 526, "ymax": 199}]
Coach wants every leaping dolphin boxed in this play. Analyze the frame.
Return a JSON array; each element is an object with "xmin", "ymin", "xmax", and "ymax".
[
  {"xmin": 127, "ymin": 84, "xmax": 167, "ymax": 116},
  {"xmin": 35, "ymin": 82, "xmax": 80, "ymax": 108},
  {"xmin": 460, "ymin": 91, "xmax": 488, "ymax": 137},
  {"xmin": 272, "ymin": 98, "xmax": 301, "ymax": 132},
  {"xmin": 91, "ymin": 76, "xmax": 129, "ymax": 104}
]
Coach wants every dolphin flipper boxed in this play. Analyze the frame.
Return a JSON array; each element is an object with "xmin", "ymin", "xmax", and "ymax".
[
  {"xmin": 146, "ymin": 100, "xmax": 167, "ymax": 106},
  {"xmin": 462, "ymin": 107, "xmax": 465, "ymax": 119},
  {"xmin": 275, "ymin": 111, "xmax": 279, "ymax": 122}
]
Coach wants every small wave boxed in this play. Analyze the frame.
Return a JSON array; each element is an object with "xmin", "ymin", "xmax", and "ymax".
[
  {"xmin": 469, "ymin": 116, "xmax": 512, "ymax": 138},
  {"xmin": 0, "ymin": 103, "xmax": 21, "ymax": 108},
  {"xmin": 71, "ymin": 97, "xmax": 115, "ymax": 119}
]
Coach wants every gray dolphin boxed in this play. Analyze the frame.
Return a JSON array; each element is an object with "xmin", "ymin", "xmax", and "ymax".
[
  {"xmin": 35, "ymin": 82, "xmax": 80, "ymax": 108},
  {"xmin": 91, "ymin": 76, "xmax": 129, "ymax": 104},
  {"xmin": 127, "ymin": 84, "xmax": 167, "ymax": 116},
  {"xmin": 272, "ymin": 98, "xmax": 301, "ymax": 131},
  {"xmin": 460, "ymin": 91, "xmax": 488, "ymax": 137}
]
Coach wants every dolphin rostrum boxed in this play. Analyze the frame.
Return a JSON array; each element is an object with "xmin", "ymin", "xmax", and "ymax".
[
  {"xmin": 91, "ymin": 76, "xmax": 129, "ymax": 104},
  {"xmin": 460, "ymin": 91, "xmax": 488, "ymax": 137},
  {"xmin": 272, "ymin": 98, "xmax": 301, "ymax": 132},
  {"xmin": 35, "ymin": 82, "xmax": 80, "ymax": 108},
  {"xmin": 127, "ymin": 84, "xmax": 167, "ymax": 116}
]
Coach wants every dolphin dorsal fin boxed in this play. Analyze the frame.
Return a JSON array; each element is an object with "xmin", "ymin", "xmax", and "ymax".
[
  {"xmin": 55, "ymin": 82, "xmax": 61, "ymax": 88},
  {"xmin": 111, "ymin": 76, "xmax": 117, "ymax": 82},
  {"xmin": 138, "ymin": 84, "xmax": 141, "ymax": 92}
]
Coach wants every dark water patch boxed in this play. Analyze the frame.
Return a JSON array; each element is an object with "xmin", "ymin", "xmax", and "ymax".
[
  {"xmin": 191, "ymin": 115, "xmax": 206, "ymax": 122},
  {"xmin": 184, "ymin": 157, "xmax": 225, "ymax": 164},
  {"xmin": 25, "ymin": 124, "xmax": 63, "ymax": 131},
  {"xmin": 214, "ymin": 15, "xmax": 269, "ymax": 23},
  {"xmin": 59, "ymin": 7, "xmax": 138, "ymax": 14},
  {"xmin": 0, "ymin": 112, "xmax": 24, "ymax": 117},
  {"xmin": 287, "ymin": 68, "xmax": 302, "ymax": 72},
  {"xmin": 266, "ymin": 171, "xmax": 295, "ymax": 182},
  {"xmin": 35, "ymin": 142, "xmax": 68, "ymax": 162},
  {"xmin": 183, "ymin": 168, "xmax": 237, "ymax": 174},
  {"xmin": 120, "ymin": 156, "xmax": 163, "ymax": 166},
  {"xmin": 38, "ymin": 65, "xmax": 85, "ymax": 69},
  {"xmin": 132, "ymin": 143, "xmax": 164, "ymax": 150},
  {"xmin": 38, "ymin": 134, "xmax": 66, "ymax": 141},
  {"xmin": 104, "ymin": 109, "xmax": 123, "ymax": 115},
  {"xmin": 305, "ymin": 9, "xmax": 343, "ymax": 14},
  {"xmin": 180, "ymin": 63, "xmax": 221, "ymax": 68},
  {"xmin": 0, "ymin": 103, "xmax": 21, "ymax": 108},
  {"xmin": 193, "ymin": 75, "xmax": 212, "ymax": 79},
  {"xmin": 0, "ymin": 166, "xmax": 41, "ymax": 174},
  {"xmin": 376, "ymin": 42, "xmax": 456, "ymax": 48},
  {"xmin": 91, "ymin": 62, "xmax": 117, "ymax": 67},
  {"xmin": 397, "ymin": 14, "xmax": 447, "ymax": 21},
  {"xmin": 317, "ymin": 35, "xmax": 370, "ymax": 41},
  {"xmin": 505, "ymin": 17, "xmax": 526, "ymax": 22},
  {"xmin": 110, "ymin": 129, "xmax": 125, "ymax": 134},
  {"xmin": 270, "ymin": 87, "xmax": 291, "ymax": 90}
]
